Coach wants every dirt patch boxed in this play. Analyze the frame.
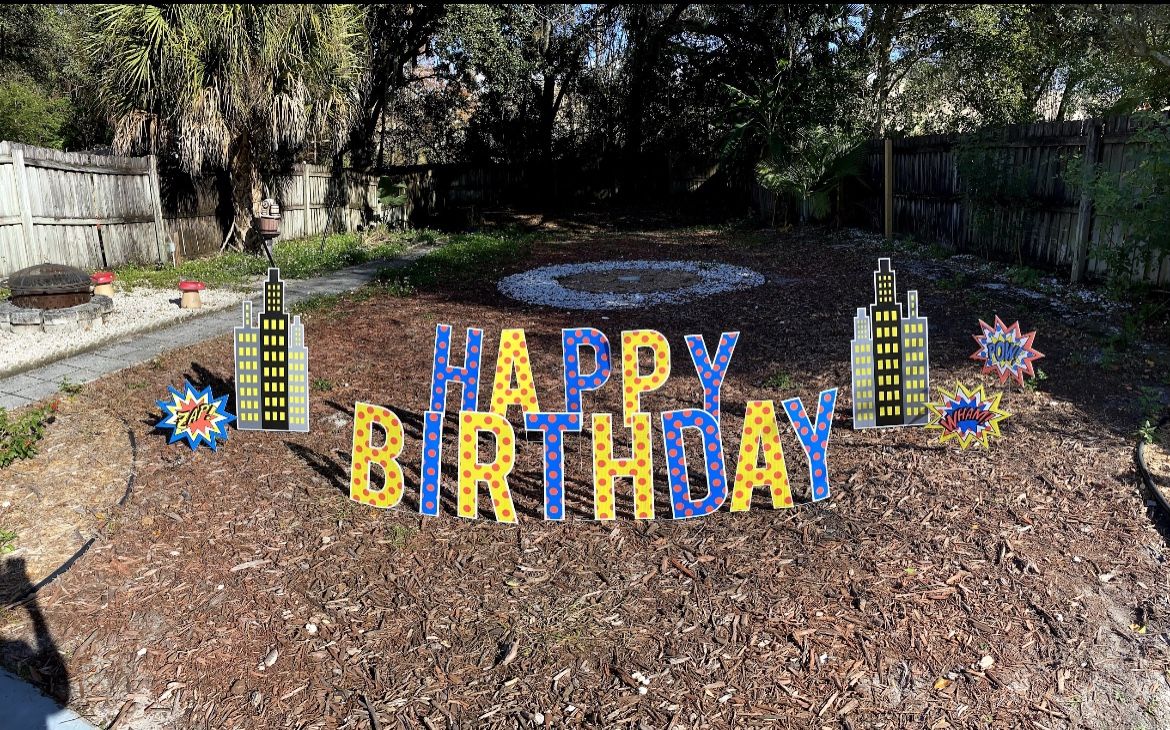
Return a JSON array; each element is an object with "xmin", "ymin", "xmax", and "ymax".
[
  {"xmin": 557, "ymin": 267, "xmax": 702, "ymax": 293},
  {"xmin": 1, "ymin": 223, "xmax": 1169, "ymax": 729},
  {"xmin": 0, "ymin": 397, "xmax": 134, "ymax": 602}
]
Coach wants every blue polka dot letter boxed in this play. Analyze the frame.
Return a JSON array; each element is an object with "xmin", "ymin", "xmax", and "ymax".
[{"xmin": 346, "ymin": 324, "xmax": 841, "ymax": 521}]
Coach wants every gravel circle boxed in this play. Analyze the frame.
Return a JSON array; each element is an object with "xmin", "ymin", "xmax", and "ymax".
[
  {"xmin": 0, "ymin": 287, "xmax": 248, "ymax": 377},
  {"xmin": 498, "ymin": 259, "xmax": 765, "ymax": 310}
]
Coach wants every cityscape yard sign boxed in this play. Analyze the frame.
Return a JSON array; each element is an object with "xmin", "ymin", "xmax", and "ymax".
[{"xmin": 151, "ymin": 257, "xmax": 1028, "ymax": 518}]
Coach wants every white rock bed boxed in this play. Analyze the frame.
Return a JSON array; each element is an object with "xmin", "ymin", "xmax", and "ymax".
[
  {"xmin": 0, "ymin": 286, "xmax": 248, "ymax": 376},
  {"xmin": 498, "ymin": 260, "xmax": 765, "ymax": 310}
]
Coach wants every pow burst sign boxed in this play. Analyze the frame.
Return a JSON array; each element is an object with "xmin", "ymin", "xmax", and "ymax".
[
  {"xmin": 156, "ymin": 381, "xmax": 236, "ymax": 451},
  {"xmin": 926, "ymin": 382, "xmax": 1010, "ymax": 450},
  {"xmin": 971, "ymin": 316, "xmax": 1043, "ymax": 386}
]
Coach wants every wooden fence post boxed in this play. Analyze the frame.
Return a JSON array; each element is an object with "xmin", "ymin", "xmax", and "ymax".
[
  {"xmin": 883, "ymin": 138, "xmax": 894, "ymax": 239},
  {"xmin": 147, "ymin": 154, "xmax": 166, "ymax": 264},
  {"xmin": 1070, "ymin": 122, "xmax": 1102, "ymax": 284},
  {"xmin": 302, "ymin": 163, "xmax": 310, "ymax": 237},
  {"xmin": 10, "ymin": 144, "xmax": 36, "ymax": 259}
]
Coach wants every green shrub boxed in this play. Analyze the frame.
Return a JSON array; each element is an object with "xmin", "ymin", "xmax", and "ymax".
[
  {"xmin": 1089, "ymin": 114, "xmax": 1170, "ymax": 296},
  {"xmin": 378, "ymin": 277, "xmax": 417, "ymax": 297},
  {"xmin": 0, "ymin": 401, "xmax": 57, "ymax": 468},
  {"xmin": 0, "ymin": 75, "xmax": 71, "ymax": 149},
  {"xmin": 380, "ymin": 230, "xmax": 534, "ymax": 290},
  {"xmin": 1006, "ymin": 265, "xmax": 1041, "ymax": 289},
  {"xmin": 115, "ymin": 232, "xmax": 408, "ymax": 291}
]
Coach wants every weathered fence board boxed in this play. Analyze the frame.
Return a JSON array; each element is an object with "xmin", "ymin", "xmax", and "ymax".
[{"xmin": 0, "ymin": 142, "xmax": 384, "ymax": 278}]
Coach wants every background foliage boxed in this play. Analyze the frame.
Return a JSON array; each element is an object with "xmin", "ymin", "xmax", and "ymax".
[{"xmin": 0, "ymin": 4, "xmax": 1164, "ymax": 232}]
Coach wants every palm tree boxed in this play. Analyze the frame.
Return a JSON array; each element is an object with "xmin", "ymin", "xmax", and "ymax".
[
  {"xmin": 87, "ymin": 5, "xmax": 365, "ymax": 249},
  {"xmin": 755, "ymin": 125, "xmax": 864, "ymax": 226}
]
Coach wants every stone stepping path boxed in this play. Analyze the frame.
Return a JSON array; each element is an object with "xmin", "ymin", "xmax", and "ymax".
[{"xmin": 0, "ymin": 248, "xmax": 430, "ymax": 411}]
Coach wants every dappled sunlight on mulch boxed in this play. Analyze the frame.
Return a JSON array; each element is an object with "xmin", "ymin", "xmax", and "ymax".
[{"xmin": 2, "ymin": 225, "xmax": 1169, "ymax": 729}]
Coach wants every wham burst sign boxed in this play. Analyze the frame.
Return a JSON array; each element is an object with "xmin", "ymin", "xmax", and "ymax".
[
  {"xmin": 926, "ymin": 382, "xmax": 1010, "ymax": 449},
  {"xmin": 349, "ymin": 325, "xmax": 838, "ymax": 522},
  {"xmin": 156, "ymin": 381, "xmax": 235, "ymax": 451}
]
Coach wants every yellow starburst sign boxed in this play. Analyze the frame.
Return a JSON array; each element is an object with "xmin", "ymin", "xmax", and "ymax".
[{"xmin": 926, "ymin": 382, "xmax": 1010, "ymax": 449}]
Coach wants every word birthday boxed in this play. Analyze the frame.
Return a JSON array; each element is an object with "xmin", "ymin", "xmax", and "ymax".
[{"xmin": 349, "ymin": 325, "xmax": 837, "ymax": 522}]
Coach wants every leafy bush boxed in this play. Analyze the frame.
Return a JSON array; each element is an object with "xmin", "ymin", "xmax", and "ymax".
[
  {"xmin": 1089, "ymin": 114, "xmax": 1170, "ymax": 295},
  {"xmin": 1005, "ymin": 265, "xmax": 1042, "ymax": 289},
  {"xmin": 0, "ymin": 401, "xmax": 57, "ymax": 468},
  {"xmin": 0, "ymin": 75, "xmax": 71, "ymax": 149},
  {"xmin": 755, "ymin": 125, "xmax": 864, "ymax": 225},
  {"xmin": 954, "ymin": 132, "xmax": 1053, "ymax": 262}
]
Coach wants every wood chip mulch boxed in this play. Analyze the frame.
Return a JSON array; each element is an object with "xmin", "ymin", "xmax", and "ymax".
[{"xmin": 2, "ymin": 223, "xmax": 1169, "ymax": 730}]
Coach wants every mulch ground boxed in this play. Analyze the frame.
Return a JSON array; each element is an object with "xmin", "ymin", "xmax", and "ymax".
[{"xmin": 3, "ymin": 221, "xmax": 1170, "ymax": 730}]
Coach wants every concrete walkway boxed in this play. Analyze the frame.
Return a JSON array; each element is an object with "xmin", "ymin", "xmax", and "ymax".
[
  {"xmin": 0, "ymin": 669, "xmax": 97, "ymax": 729},
  {"xmin": 0, "ymin": 249, "xmax": 429, "ymax": 411}
]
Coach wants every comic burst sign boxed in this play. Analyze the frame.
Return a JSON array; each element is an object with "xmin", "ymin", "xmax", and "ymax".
[
  {"xmin": 971, "ymin": 316, "xmax": 1043, "ymax": 386},
  {"xmin": 926, "ymin": 382, "xmax": 1010, "ymax": 449},
  {"xmin": 156, "ymin": 381, "xmax": 235, "ymax": 451}
]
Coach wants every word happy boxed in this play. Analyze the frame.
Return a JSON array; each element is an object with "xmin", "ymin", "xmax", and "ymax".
[{"xmin": 348, "ymin": 325, "xmax": 837, "ymax": 522}]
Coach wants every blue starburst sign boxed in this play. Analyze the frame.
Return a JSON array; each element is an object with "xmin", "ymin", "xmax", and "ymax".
[{"xmin": 156, "ymin": 381, "xmax": 236, "ymax": 451}]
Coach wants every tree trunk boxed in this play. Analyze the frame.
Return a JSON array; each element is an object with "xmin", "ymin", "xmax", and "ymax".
[
  {"xmin": 228, "ymin": 133, "xmax": 261, "ymax": 251},
  {"xmin": 622, "ymin": 4, "xmax": 688, "ymax": 200},
  {"xmin": 539, "ymin": 72, "xmax": 563, "ymax": 209}
]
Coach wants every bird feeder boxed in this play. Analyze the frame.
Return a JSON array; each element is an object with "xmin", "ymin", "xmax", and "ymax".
[
  {"xmin": 259, "ymin": 198, "xmax": 281, "ymax": 239},
  {"xmin": 179, "ymin": 280, "xmax": 206, "ymax": 309}
]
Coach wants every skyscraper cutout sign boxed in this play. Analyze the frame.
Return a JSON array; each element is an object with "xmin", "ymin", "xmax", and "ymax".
[
  {"xmin": 233, "ymin": 268, "xmax": 310, "ymax": 432},
  {"xmin": 850, "ymin": 258, "xmax": 930, "ymax": 428}
]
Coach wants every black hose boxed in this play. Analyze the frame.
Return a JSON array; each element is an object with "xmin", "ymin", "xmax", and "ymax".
[
  {"xmin": 1135, "ymin": 414, "xmax": 1170, "ymax": 516},
  {"xmin": 13, "ymin": 423, "xmax": 137, "ymax": 603}
]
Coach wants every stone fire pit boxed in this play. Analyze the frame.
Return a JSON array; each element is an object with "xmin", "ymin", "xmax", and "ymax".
[{"xmin": 0, "ymin": 263, "xmax": 114, "ymax": 332}]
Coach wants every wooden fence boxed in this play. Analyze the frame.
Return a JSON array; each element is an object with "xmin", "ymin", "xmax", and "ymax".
[
  {"xmin": 0, "ymin": 142, "xmax": 379, "ymax": 279},
  {"xmin": 165, "ymin": 164, "xmax": 379, "ymax": 262},
  {"xmin": 864, "ymin": 115, "xmax": 1170, "ymax": 285},
  {"xmin": 0, "ymin": 142, "xmax": 164, "ymax": 276}
]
